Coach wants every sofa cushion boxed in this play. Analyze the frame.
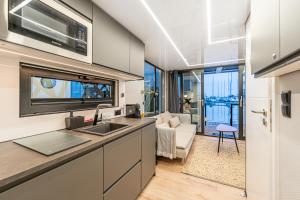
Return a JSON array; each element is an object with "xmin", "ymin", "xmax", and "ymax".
[
  {"xmin": 160, "ymin": 112, "xmax": 173, "ymax": 123},
  {"xmin": 175, "ymin": 124, "xmax": 196, "ymax": 149},
  {"xmin": 169, "ymin": 117, "xmax": 181, "ymax": 128}
]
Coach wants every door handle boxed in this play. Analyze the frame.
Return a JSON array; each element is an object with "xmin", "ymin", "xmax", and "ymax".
[
  {"xmin": 239, "ymin": 96, "xmax": 243, "ymax": 108},
  {"xmin": 251, "ymin": 109, "xmax": 267, "ymax": 117}
]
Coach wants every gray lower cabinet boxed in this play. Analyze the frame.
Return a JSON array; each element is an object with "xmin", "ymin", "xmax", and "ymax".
[
  {"xmin": 103, "ymin": 129, "xmax": 142, "ymax": 191},
  {"xmin": 59, "ymin": 0, "xmax": 93, "ymax": 19},
  {"xmin": 280, "ymin": 0, "xmax": 300, "ymax": 58},
  {"xmin": 251, "ymin": 0, "xmax": 280, "ymax": 74},
  {"xmin": 93, "ymin": 4, "xmax": 130, "ymax": 73},
  {"xmin": 130, "ymin": 35, "xmax": 145, "ymax": 77},
  {"xmin": 0, "ymin": 148, "xmax": 104, "ymax": 200},
  {"xmin": 141, "ymin": 124, "xmax": 156, "ymax": 189},
  {"xmin": 104, "ymin": 162, "xmax": 141, "ymax": 200}
]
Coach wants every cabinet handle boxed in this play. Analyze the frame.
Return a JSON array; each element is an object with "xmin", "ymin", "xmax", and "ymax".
[{"xmin": 272, "ymin": 53, "xmax": 277, "ymax": 60}]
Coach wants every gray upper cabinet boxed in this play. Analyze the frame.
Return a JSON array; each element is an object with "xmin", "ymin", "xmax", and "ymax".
[
  {"xmin": 0, "ymin": 148, "xmax": 103, "ymax": 200},
  {"xmin": 130, "ymin": 35, "xmax": 145, "ymax": 77},
  {"xmin": 93, "ymin": 4, "xmax": 130, "ymax": 73},
  {"xmin": 280, "ymin": 0, "xmax": 300, "ymax": 58},
  {"xmin": 141, "ymin": 124, "xmax": 156, "ymax": 189},
  {"xmin": 59, "ymin": 0, "xmax": 93, "ymax": 19},
  {"xmin": 251, "ymin": 0, "xmax": 280, "ymax": 74}
]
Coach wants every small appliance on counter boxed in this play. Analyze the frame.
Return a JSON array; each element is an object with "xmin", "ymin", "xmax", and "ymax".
[
  {"xmin": 126, "ymin": 104, "xmax": 141, "ymax": 118},
  {"xmin": 65, "ymin": 112, "xmax": 85, "ymax": 130}
]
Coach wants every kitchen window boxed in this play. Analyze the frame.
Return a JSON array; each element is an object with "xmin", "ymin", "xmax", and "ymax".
[{"xmin": 20, "ymin": 63, "xmax": 117, "ymax": 117}]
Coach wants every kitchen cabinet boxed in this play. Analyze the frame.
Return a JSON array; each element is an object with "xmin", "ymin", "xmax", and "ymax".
[
  {"xmin": 251, "ymin": 0, "xmax": 280, "ymax": 74},
  {"xmin": 59, "ymin": 0, "xmax": 93, "ymax": 19},
  {"xmin": 130, "ymin": 35, "xmax": 145, "ymax": 77},
  {"xmin": 251, "ymin": 0, "xmax": 300, "ymax": 76},
  {"xmin": 103, "ymin": 129, "xmax": 141, "ymax": 191},
  {"xmin": 104, "ymin": 163, "xmax": 141, "ymax": 200},
  {"xmin": 280, "ymin": 0, "xmax": 300, "ymax": 58},
  {"xmin": 141, "ymin": 124, "xmax": 156, "ymax": 189},
  {"xmin": 93, "ymin": 4, "xmax": 130, "ymax": 73},
  {"xmin": 0, "ymin": 148, "xmax": 103, "ymax": 200},
  {"xmin": 0, "ymin": 121, "xmax": 156, "ymax": 200}
]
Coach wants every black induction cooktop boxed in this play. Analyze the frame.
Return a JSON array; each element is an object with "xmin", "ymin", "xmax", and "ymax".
[{"xmin": 13, "ymin": 131, "xmax": 91, "ymax": 156}]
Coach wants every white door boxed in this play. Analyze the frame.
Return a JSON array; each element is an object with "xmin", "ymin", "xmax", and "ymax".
[{"xmin": 246, "ymin": 19, "xmax": 274, "ymax": 200}]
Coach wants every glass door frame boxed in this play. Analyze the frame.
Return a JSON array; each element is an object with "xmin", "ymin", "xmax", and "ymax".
[
  {"xmin": 144, "ymin": 61, "xmax": 165, "ymax": 117},
  {"xmin": 177, "ymin": 64, "xmax": 245, "ymax": 140},
  {"xmin": 178, "ymin": 69, "xmax": 204, "ymax": 134}
]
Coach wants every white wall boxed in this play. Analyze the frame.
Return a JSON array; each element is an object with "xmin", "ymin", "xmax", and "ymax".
[
  {"xmin": 276, "ymin": 70, "xmax": 300, "ymax": 200},
  {"xmin": 0, "ymin": 55, "xmax": 126, "ymax": 142},
  {"xmin": 125, "ymin": 80, "xmax": 144, "ymax": 112}
]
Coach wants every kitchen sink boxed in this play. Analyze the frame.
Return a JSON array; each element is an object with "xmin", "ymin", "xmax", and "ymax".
[{"xmin": 76, "ymin": 122, "xmax": 129, "ymax": 136}]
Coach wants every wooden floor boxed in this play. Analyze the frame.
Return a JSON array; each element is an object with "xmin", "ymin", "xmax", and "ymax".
[{"xmin": 138, "ymin": 158, "xmax": 246, "ymax": 200}]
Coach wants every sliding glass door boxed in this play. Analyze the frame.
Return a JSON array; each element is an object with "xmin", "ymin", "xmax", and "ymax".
[
  {"xmin": 144, "ymin": 62, "xmax": 165, "ymax": 117},
  {"xmin": 181, "ymin": 70, "xmax": 204, "ymax": 132},
  {"xmin": 203, "ymin": 66, "xmax": 241, "ymax": 138},
  {"xmin": 177, "ymin": 65, "xmax": 244, "ymax": 139}
]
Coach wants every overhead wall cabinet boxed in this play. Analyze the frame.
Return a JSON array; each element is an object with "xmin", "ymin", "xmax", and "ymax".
[
  {"xmin": 93, "ymin": 4, "xmax": 130, "ymax": 73},
  {"xmin": 251, "ymin": 0, "xmax": 300, "ymax": 76},
  {"xmin": 59, "ymin": 0, "xmax": 93, "ymax": 19},
  {"xmin": 130, "ymin": 35, "xmax": 145, "ymax": 77},
  {"xmin": 92, "ymin": 4, "xmax": 145, "ymax": 77},
  {"xmin": 251, "ymin": 0, "xmax": 280, "ymax": 74},
  {"xmin": 280, "ymin": 0, "xmax": 300, "ymax": 58}
]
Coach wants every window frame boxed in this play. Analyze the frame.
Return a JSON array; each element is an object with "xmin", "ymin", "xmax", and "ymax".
[
  {"xmin": 144, "ymin": 61, "xmax": 165, "ymax": 116},
  {"xmin": 20, "ymin": 63, "xmax": 118, "ymax": 117}
]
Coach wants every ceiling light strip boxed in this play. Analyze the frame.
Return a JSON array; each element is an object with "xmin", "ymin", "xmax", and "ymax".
[
  {"xmin": 206, "ymin": 0, "xmax": 212, "ymax": 44},
  {"xmin": 189, "ymin": 58, "xmax": 245, "ymax": 67},
  {"xmin": 209, "ymin": 36, "xmax": 246, "ymax": 45},
  {"xmin": 192, "ymin": 71, "xmax": 201, "ymax": 82},
  {"xmin": 139, "ymin": 0, "xmax": 189, "ymax": 66},
  {"xmin": 206, "ymin": 0, "xmax": 245, "ymax": 44}
]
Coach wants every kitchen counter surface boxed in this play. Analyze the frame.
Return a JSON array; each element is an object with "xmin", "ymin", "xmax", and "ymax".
[{"xmin": 0, "ymin": 117, "xmax": 156, "ymax": 192}]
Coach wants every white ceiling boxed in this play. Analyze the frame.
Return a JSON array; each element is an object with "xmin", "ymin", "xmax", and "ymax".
[{"xmin": 92, "ymin": 0, "xmax": 250, "ymax": 70}]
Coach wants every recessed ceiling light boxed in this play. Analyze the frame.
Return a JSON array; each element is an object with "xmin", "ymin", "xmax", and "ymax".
[{"xmin": 139, "ymin": 0, "xmax": 189, "ymax": 66}]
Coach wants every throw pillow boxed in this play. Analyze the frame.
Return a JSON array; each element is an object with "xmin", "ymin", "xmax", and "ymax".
[
  {"xmin": 169, "ymin": 116, "xmax": 181, "ymax": 128},
  {"xmin": 160, "ymin": 112, "xmax": 172, "ymax": 123}
]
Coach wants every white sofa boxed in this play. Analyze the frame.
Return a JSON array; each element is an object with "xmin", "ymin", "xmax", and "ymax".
[{"xmin": 155, "ymin": 112, "xmax": 196, "ymax": 163}]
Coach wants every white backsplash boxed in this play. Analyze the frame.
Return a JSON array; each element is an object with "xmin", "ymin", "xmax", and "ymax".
[
  {"xmin": 125, "ymin": 80, "xmax": 144, "ymax": 111},
  {"xmin": 0, "ymin": 55, "xmax": 126, "ymax": 142}
]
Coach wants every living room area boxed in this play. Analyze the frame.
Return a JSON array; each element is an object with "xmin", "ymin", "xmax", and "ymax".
[{"xmin": 143, "ymin": 60, "xmax": 246, "ymax": 198}]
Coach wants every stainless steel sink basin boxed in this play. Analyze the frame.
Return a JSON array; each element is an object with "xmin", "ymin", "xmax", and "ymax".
[{"xmin": 76, "ymin": 122, "xmax": 129, "ymax": 136}]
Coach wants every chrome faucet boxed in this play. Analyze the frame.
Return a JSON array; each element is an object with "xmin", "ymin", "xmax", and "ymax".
[{"xmin": 93, "ymin": 104, "xmax": 112, "ymax": 126}]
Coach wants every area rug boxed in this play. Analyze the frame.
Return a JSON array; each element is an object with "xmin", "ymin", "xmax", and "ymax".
[{"xmin": 182, "ymin": 135, "xmax": 245, "ymax": 189}]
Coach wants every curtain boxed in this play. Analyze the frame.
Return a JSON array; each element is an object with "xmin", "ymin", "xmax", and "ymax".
[{"xmin": 168, "ymin": 71, "xmax": 180, "ymax": 113}]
